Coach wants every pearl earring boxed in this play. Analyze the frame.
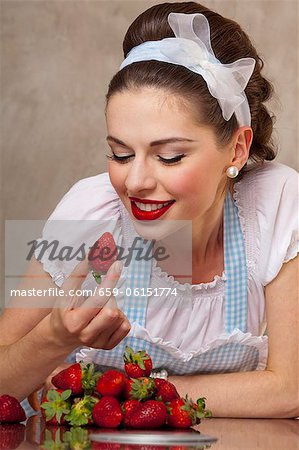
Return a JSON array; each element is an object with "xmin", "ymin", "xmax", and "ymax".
[{"xmin": 226, "ymin": 166, "xmax": 239, "ymax": 178}]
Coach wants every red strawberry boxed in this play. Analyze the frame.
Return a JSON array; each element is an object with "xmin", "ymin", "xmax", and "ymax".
[
  {"xmin": 52, "ymin": 362, "xmax": 101, "ymax": 395},
  {"xmin": 154, "ymin": 379, "xmax": 180, "ymax": 402},
  {"xmin": 40, "ymin": 389, "xmax": 72, "ymax": 425},
  {"xmin": 65, "ymin": 395, "xmax": 99, "ymax": 426},
  {"xmin": 88, "ymin": 232, "xmax": 118, "ymax": 284},
  {"xmin": 92, "ymin": 396, "xmax": 123, "ymax": 428},
  {"xmin": 121, "ymin": 399, "xmax": 140, "ymax": 427},
  {"xmin": 0, "ymin": 395, "xmax": 26, "ymax": 423},
  {"xmin": 123, "ymin": 377, "xmax": 156, "ymax": 401},
  {"xmin": 0, "ymin": 423, "xmax": 25, "ymax": 449},
  {"xmin": 124, "ymin": 347, "xmax": 153, "ymax": 378},
  {"xmin": 166, "ymin": 395, "xmax": 211, "ymax": 429},
  {"xmin": 124, "ymin": 400, "xmax": 167, "ymax": 429},
  {"xmin": 96, "ymin": 370, "xmax": 126, "ymax": 398},
  {"xmin": 123, "ymin": 377, "xmax": 134, "ymax": 400}
]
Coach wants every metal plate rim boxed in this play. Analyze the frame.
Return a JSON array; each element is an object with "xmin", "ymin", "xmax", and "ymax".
[{"xmin": 89, "ymin": 431, "xmax": 218, "ymax": 445}]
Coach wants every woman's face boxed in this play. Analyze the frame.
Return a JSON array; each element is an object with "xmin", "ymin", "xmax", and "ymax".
[{"xmin": 105, "ymin": 88, "xmax": 232, "ymax": 239}]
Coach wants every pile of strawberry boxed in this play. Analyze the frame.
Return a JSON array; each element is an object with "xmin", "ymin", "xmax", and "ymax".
[{"xmin": 41, "ymin": 346, "xmax": 211, "ymax": 429}]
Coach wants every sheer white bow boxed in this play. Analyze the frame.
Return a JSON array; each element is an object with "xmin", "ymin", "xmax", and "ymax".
[{"xmin": 120, "ymin": 13, "xmax": 256, "ymax": 126}]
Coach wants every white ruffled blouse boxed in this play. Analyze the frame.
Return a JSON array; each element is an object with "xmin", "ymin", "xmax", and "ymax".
[{"xmin": 37, "ymin": 161, "xmax": 298, "ymax": 370}]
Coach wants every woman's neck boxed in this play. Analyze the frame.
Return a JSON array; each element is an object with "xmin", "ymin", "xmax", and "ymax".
[{"xmin": 153, "ymin": 180, "xmax": 233, "ymax": 284}]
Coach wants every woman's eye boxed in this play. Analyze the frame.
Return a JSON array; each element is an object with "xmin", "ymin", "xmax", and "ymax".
[
  {"xmin": 158, "ymin": 154, "xmax": 186, "ymax": 165},
  {"xmin": 106, "ymin": 152, "xmax": 186, "ymax": 165},
  {"xmin": 106, "ymin": 153, "xmax": 133, "ymax": 164}
]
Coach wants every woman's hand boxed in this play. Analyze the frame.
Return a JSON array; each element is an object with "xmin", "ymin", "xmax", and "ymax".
[{"xmin": 47, "ymin": 259, "xmax": 131, "ymax": 352}]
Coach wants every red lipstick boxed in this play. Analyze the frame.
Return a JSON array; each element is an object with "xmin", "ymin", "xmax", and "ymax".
[{"xmin": 130, "ymin": 198, "xmax": 175, "ymax": 221}]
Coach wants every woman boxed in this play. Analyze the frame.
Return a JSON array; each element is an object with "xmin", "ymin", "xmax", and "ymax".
[{"xmin": 1, "ymin": 2, "xmax": 298, "ymax": 418}]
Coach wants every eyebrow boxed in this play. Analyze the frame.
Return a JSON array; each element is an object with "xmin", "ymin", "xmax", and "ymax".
[{"xmin": 106, "ymin": 136, "xmax": 197, "ymax": 147}]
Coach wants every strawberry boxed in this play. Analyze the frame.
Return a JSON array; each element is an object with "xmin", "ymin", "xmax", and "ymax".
[
  {"xmin": 0, "ymin": 395, "xmax": 26, "ymax": 423},
  {"xmin": 123, "ymin": 377, "xmax": 134, "ymax": 400},
  {"xmin": 88, "ymin": 232, "xmax": 118, "ymax": 284},
  {"xmin": 96, "ymin": 370, "xmax": 126, "ymax": 398},
  {"xmin": 124, "ymin": 347, "xmax": 153, "ymax": 378},
  {"xmin": 0, "ymin": 423, "xmax": 25, "ymax": 449},
  {"xmin": 166, "ymin": 395, "xmax": 211, "ymax": 429},
  {"xmin": 154, "ymin": 379, "xmax": 180, "ymax": 402},
  {"xmin": 124, "ymin": 399, "xmax": 167, "ymax": 429},
  {"xmin": 41, "ymin": 389, "xmax": 72, "ymax": 425},
  {"xmin": 65, "ymin": 395, "xmax": 99, "ymax": 426},
  {"xmin": 121, "ymin": 399, "xmax": 140, "ymax": 427},
  {"xmin": 51, "ymin": 362, "xmax": 101, "ymax": 395},
  {"xmin": 92, "ymin": 396, "xmax": 123, "ymax": 428},
  {"xmin": 123, "ymin": 377, "xmax": 156, "ymax": 401}
]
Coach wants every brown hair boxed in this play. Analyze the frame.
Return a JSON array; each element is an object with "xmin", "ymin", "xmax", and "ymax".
[{"xmin": 106, "ymin": 2, "xmax": 277, "ymax": 179}]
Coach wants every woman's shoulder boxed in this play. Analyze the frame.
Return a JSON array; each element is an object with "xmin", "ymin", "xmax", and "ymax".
[
  {"xmin": 48, "ymin": 172, "xmax": 120, "ymax": 220},
  {"xmin": 236, "ymin": 161, "xmax": 298, "ymax": 217},
  {"xmin": 242, "ymin": 160, "xmax": 298, "ymax": 189},
  {"xmin": 238, "ymin": 161, "xmax": 298, "ymax": 285}
]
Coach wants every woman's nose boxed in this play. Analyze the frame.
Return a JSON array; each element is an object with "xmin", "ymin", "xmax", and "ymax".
[{"xmin": 125, "ymin": 158, "xmax": 156, "ymax": 194}]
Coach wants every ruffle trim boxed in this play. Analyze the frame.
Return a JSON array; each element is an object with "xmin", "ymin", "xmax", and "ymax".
[
  {"xmin": 34, "ymin": 241, "xmax": 66, "ymax": 287},
  {"xmin": 129, "ymin": 323, "xmax": 268, "ymax": 370},
  {"xmin": 284, "ymin": 231, "xmax": 299, "ymax": 263},
  {"xmin": 232, "ymin": 166, "xmax": 260, "ymax": 276},
  {"xmin": 152, "ymin": 258, "xmax": 227, "ymax": 292}
]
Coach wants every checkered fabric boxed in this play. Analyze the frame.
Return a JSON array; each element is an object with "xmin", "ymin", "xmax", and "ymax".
[
  {"xmin": 82, "ymin": 336, "xmax": 259, "ymax": 375},
  {"xmin": 77, "ymin": 189, "xmax": 256, "ymax": 375},
  {"xmin": 224, "ymin": 192, "xmax": 248, "ymax": 333}
]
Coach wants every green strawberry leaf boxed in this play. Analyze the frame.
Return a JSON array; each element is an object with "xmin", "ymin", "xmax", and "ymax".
[
  {"xmin": 91, "ymin": 271, "xmax": 102, "ymax": 284},
  {"xmin": 61, "ymin": 389, "xmax": 72, "ymax": 401},
  {"xmin": 47, "ymin": 390, "xmax": 59, "ymax": 402}
]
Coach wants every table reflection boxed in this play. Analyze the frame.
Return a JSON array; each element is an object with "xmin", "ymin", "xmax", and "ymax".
[{"xmin": 0, "ymin": 416, "xmax": 297, "ymax": 449}]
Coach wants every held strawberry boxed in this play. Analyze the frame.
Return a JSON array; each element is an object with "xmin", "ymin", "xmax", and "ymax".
[
  {"xmin": 52, "ymin": 362, "xmax": 101, "ymax": 395},
  {"xmin": 124, "ymin": 347, "xmax": 153, "ymax": 378},
  {"xmin": 92, "ymin": 396, "xmax": 123, "ymax": 428},
  {"xmin": 0, "ymin": 395, "xmax": 26, "ymax": 423},
  {"xmin": 88, "ymin": 232, "xmax": 118, "ymax": 284},
  {"xmin": 154, "ymin": 379, "xmax": 180, "ymax": 402},
  {"xmin": 96, "ymin": 370, "xmax": 126, "ymax": 398},
  {"xmin": 124, "ymin": 400, "xmax": 167, "ymax": 429},
  {"xmin": 41, "ymin": 389, "xmax": 72, "ymax": 425}
]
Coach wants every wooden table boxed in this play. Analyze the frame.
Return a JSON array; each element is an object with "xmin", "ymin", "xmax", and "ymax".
[{"xmin": 1, "ymin": 416, "xmax": 298, "ymax": 449}]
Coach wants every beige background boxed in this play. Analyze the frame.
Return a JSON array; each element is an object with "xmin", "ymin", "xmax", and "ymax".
[{"xmin": 1, "ymin": 0, "xmax": 298, "ymax": 307}]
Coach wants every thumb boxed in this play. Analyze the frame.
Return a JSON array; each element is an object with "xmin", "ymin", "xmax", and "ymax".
[{"xmin": 101, "ymin": 260, "xmax": 123, "ymax": 288}]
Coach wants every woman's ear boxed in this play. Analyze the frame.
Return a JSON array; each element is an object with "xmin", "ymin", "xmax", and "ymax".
[{"xmin": 230, "ymin": 127, "xmax": 253, "ymax": 168}]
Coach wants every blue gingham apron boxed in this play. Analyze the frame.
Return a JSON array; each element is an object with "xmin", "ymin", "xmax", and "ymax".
[{"xmin": 77, "ymin": 189, "xmax": 259, "ymax": 375}]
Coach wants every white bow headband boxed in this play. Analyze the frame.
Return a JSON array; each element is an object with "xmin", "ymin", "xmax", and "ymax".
[{"xmin": 120, "ymin": 12, "xmax": 256, "ymax": 127}]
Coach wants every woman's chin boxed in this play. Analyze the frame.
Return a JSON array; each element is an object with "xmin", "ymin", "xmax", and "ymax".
[{"xmin": 131, "ymin": 218, "xmax": 190, "ymax": 242}]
